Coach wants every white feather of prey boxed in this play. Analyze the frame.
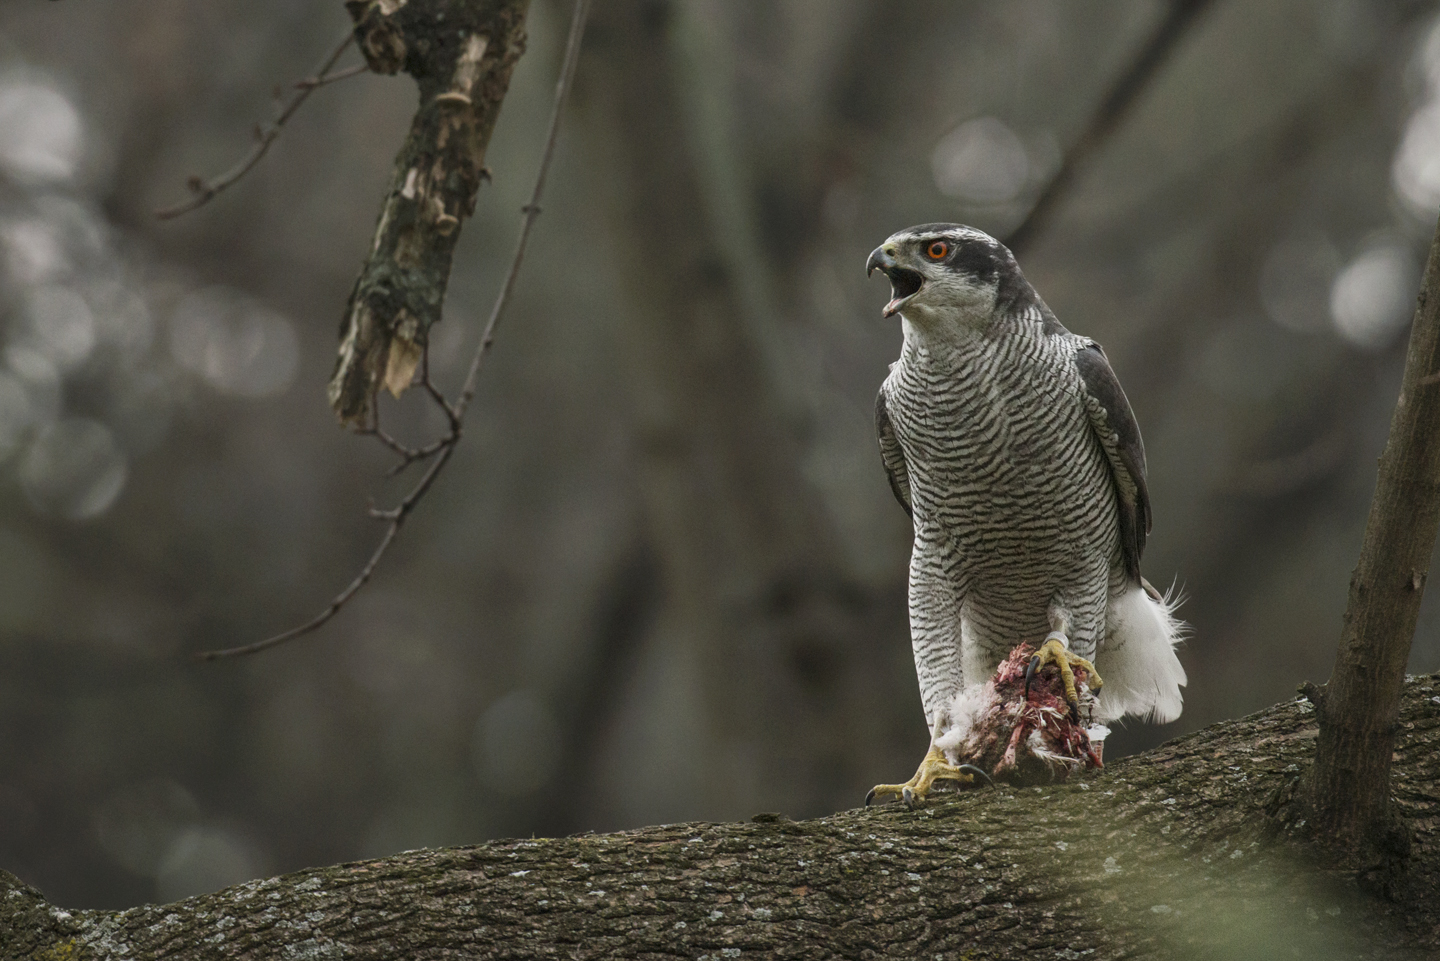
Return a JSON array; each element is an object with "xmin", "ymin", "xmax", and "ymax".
[
  {"xmin": 1025, "ymin": 728, "xmax": 1084, "ymax": 771},
  {"xmin": 1092, "ymin": 582, "xmax": 1188, "ymax": 723},
  {"xmin": 934, "ymin": 682, "xmax": 995, "ymax": 760}
]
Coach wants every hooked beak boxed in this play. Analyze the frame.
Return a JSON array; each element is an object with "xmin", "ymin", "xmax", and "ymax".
[{"xmin": 866, "ymin": 246, "xmax": 923, "ymax": 318}]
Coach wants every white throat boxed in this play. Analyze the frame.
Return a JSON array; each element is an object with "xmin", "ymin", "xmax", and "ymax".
[{"xmin": 900, "ymin": 301, "xmax": 992, "ymax": 351}]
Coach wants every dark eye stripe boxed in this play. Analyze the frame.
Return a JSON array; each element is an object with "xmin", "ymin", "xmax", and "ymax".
[{"xmin": 949, "ymin": 242, "xmax": 999, "ymax": 281}]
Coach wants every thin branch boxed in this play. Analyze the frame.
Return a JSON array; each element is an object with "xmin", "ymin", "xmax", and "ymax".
[
  {"xmin": 456, "ymin": 1, "xmax": 591, "ymax": 419},
  {"xmin": 1004, "ymin": 0, "xmax": 1217, "ymax": 256},
  {"xmin": 296, "ymin": 62, "xmax": 370, "ymax": 90},
  {"xmin": 194, "ymin": 521, "xmax": 404, "ymax": 661},
  {"xmin": 356, "ymin": 420, "xmax": 449, "ymax": 477},
  {"xmin": 379, "ymin": 434, "xmax": 451, "ymax": 478},
  {"xmin": 420, "ymin": 349, "xmax": 461, "ymax": 431},
  {"xmin": 197, "ymin": 0, "xmax": 593, "ymax": 660},
  {"xmin": 355, "ymin": 352, "xmax": 462, "ymax": 477},
  {"xmin": 155, "ymin": 30, "xmax": 359, "ymax": 221},
  {"xmin": 359, "ymin": 423, "xmax": 423, "ymax": 461}
]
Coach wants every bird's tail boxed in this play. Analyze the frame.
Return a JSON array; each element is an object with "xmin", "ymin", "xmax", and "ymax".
[{"xmin": 1093, "ymin": 580, "xmax": 1187, "ymax": 724}]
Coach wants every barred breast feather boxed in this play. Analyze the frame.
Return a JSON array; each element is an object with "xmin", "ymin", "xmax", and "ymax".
[{"xmin": 879, "ymin": 303, "xmax": 1185, "ymax": 728}]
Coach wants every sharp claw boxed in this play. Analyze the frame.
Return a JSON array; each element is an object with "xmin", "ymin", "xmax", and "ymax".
[
  {"xmin": 864, "ymin": 788, "xmax": 877, "ymax": 807},
  {"xmin": 902, "ymin": 787, "xmax": 917, "ymax": 809},
  {"xmin": 1025, "ymin": 654, "xmax": 1040, "ymax": 697},
  {"xmin": 958, "ymin": 764, "xmax": 994, "ymax": 788}
]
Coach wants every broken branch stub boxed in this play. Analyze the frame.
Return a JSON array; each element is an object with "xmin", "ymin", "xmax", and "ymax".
[{"xmin": 330, "ymin": 0, "xmax": 531, "ymax": 425}]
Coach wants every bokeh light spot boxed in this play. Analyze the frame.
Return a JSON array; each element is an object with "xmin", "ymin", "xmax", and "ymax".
[
  {"xmin": 169, "ymin": 286, "xmax": 299, "ymax": 398},
  {"xmin": 1393, "ymin": 101, "xmax": 1440, "ymax": 218},
  {"xmin": 87, "ymin": 279, "xmax": 155, "ymax": 359},
  {"xmin": 18, "ymin": 284, "xmax": 95, "ymax": 370},
  {"xmin": 1330, "ymin": 242, "xmax": 1419, "ymax": 350},
  {"xmin": 91, "ymin": 778, "xmax": 200, "ymax": 878},
  {"xmin": 155, "ymin": 828, "xmax": 265, "ymax": 902},
  {"xmin": 5, "ymin": 347, "xmax": 62, "ymax": 431},
  {"xmin": 19, "ymin": 417, "xmax": 128, "ymax": 520},
  {"xmin": 0, "ymin": 81, "xmax": 83, "ymax": 183},
  {"xmin": 1, "ymin": 217, "xmax": 69, "ymax": 285},
  {"xmin": 931, "ymin": 117, "xmax": 1030, "ymax": 204}
]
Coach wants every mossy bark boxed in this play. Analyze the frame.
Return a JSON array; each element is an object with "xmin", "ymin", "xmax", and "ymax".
[
  {"xmin": 6, "ymin": 676, "xmax": 1438, "ymax": 960},
  {"xmin": 328, "ymin": 0, "xmax": 530, "ymax": 425}
]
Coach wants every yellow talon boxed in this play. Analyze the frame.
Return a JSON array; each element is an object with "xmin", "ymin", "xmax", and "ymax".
[
  {"xmin": 866, "ymin": 744, "xmax": 973, "ymax": 808},
  {"xmin": 1026, "ymin": 633, "xmax": 1103, "ymax": 718}
]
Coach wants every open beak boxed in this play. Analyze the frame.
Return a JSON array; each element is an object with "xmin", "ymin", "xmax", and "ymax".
[{"xmin": 866, "ymin": 246, "xmax": 924, "ymax": 318}]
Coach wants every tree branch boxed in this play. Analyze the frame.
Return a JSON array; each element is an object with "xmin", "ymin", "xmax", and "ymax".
[
  {"xmin": 328, "ymin": 0, "xmax": 531, "ymax": 426},
  {"xmin": 1302, "ymin": 209, "xmax": 1440, "ymax": 864},
  {"xmin": 8, "ymin": 677, "xmax": 1438, "ymax": 958},
  {"xmin": 155, "ymin": 30, "xmax": 360, "ymax": 220},
  {"xmin": 196, "ymin": 0, "xmax": 592, "ymax": 660},
  {"xmin": 295, "ymin": 62, "xmax": 370, "ymax": 90},
  {"xmin": 1004, "ymin": 0, "xmax": 1218, "ymax": 256}
]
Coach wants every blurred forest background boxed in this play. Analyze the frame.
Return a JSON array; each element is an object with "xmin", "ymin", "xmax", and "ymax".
[{"xmin": 2, "ymin": 0, "xmax": 1440, "ymax": 911}]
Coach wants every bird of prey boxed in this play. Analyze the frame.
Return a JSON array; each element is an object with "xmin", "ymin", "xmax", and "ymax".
[{"xmin": 864, "ymin": 224, "xmax": 1186, "ymax": 805}]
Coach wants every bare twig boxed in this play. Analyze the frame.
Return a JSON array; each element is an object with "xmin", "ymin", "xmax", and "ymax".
[
  {"xmin": 359, "ymin": 423, "xmax": 422, "ymax": 460},
  {"xmin": 197, "ymin": 0, "xmax": 594, "ymax": 660},
  {"xmin": 156, "ymin": 30, "xmax": 359, "ymax": 221},
  {"xmin": 455, "ymin": 16, "xmax": 585, "ymax": 420},
  {"xmin": 1004, "ymin": 0, "xmax": 1217, "ymax": 256},
  {"xmin": 194, "ymin": 521, "xmax": 405, "ymax": 661},
  {"xmin": 356, "ymin": 418, "xmax": 448, "ymax": 477},
  {"xmin": 296, "ymin": 62, "xmax": 370, "ymax": 90}
]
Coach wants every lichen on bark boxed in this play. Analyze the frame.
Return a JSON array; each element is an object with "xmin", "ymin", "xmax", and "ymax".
[
  {"xmin": 329, "ymin": 0, "xmax": 531, "ymax": 426},
  {"xmin": 4, "ymin": 675, "xmax": 1437, "ymax": 960}
]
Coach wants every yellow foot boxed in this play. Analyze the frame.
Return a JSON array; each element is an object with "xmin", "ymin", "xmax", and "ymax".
[
  {"xmin": 866, "ymin": 744, "xmax": 973, "ymax": 808},
  {"xmin": 1026, "ymin": 632, "xmax": 1103, "ymax": 720}
]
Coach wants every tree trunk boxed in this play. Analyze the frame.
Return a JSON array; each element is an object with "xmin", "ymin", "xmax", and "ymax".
[
  {"xmin": 7, "ymin": 675, "xmax": 1438, "ymax": 960},
  {"xmin": 1303, "ymin": 211, "xmax": 1440, "ymax": 867}
]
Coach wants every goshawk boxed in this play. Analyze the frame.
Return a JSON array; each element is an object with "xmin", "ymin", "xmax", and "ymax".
[{"xmin": 865, "ymin": 224, "xmax": 1186, "ymax": 804}]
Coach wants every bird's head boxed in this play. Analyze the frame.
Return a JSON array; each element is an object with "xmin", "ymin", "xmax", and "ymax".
[{"xmin": 866, "ymin": 224, "xmax": 1030, "ymax": 328}]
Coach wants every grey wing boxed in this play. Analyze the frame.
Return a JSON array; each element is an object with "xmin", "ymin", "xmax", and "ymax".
[
  {"xmin": 875, "ymin": 389, "xmax": 912, "ymax": 519},
  {"xmin": 1074, "ymin": 342, "xmax": 1150, "ymax": 583}
]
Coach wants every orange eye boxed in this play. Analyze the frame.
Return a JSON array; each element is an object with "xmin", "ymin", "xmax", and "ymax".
[{"xmin": 926, "ymin": 240, "xmax": 949, "ymax": 260}]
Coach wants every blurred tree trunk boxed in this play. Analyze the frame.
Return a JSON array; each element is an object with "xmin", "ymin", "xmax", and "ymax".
[
  {"xmin": 7, "ymin": 676, "xmax": 1437, "ymax": 959},
  {"xmin": 571, "ymin": 0, "xmax": 904, "ymax": 819}
]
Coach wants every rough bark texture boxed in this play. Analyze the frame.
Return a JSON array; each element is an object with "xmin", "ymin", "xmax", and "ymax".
[
  {"xmin": 328, "ymin": 0, "xmax": 531, "ymax": 425},
  {"xmin": 1302, "ymin": 212, "xmax": 1440, "ymax": 861},
  {"xmin": 6, "ymin": 675, "xmax": 1438, "ymax": 960}
]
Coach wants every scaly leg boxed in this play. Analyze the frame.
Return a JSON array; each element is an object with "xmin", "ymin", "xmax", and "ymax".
[
  {"xmin": 1025, "ymin": 631, "xmax": 1104, "ymax": 721},
  {"xmin": 866, "ymin": 718, "xmax": 974, "ymax": 808}
]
